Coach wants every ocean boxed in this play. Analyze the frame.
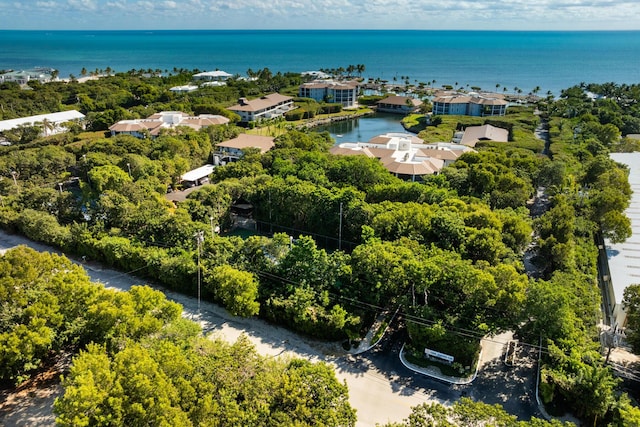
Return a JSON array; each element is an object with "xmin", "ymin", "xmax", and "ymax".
[{"xmin": 1, "ymin": 30, "xmax": 639, "ymax": 95}]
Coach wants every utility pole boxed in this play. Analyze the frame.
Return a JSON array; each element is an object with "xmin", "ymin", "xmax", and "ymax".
[
  {"xmin": 338, "ymin": 202, "xmax": 343, "ymax": 251},
  {"xmin": 269, "ymin": 190, "xmax": 273, "ymax": 234},
  {"xmin": 195, "ymin": 231, "xmax": 204, "ymax": 313},
  {"xmin": 209, "ymin": 216, "xmax": 215, "ymax": 240},
  {"xmin": 10, "ymin": 170, "xmax": 19, "ymax": 194}
]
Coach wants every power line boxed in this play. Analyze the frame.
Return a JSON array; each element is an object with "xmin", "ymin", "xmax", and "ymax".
[{"xmin": 254, "ymin": 267, "xmax": 554, "ymax": 355}]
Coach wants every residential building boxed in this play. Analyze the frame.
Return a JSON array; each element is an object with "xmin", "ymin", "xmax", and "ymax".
[
  {"xmin": 193, "ymin": 70, "xmax": 232, "ymax": 82},
  {"xmin": 298, "ymin": 80, "xmax": 360, "ymax": 108},
  {"xmin": 0, "ymin": 68, "xmax": 57, "ymax": 84},
  {"xmin": 215, "ymin": 134, "xmax": 275, "ymax": 162},
  {"xmin": 452, "ymin": 124, "xmax": 509, "ymax": 147},
  {"xmin": 169, "ymin": 85, "xmax": 198, "ymax": 94},
  {"xmin": 330, "ymin": 133, "xmax": 473, "ymax": 182},
  {"xmin": 227, "ymin": 93, "xmax": 294, "ymax": 123},
  {"xmin": 376, "ymin": 95, "xmax": 423, "ymax": 114},
  {"xmin": 301, "ymin": 70, "xmax": 331, "ymax": 79},
  {"xmin": 109, "ymin": 111, "xmax": 229, "ymax": 138},
  {"xmin": 432, "ymin": 91, "xmax": 508, "ymax": 117},
  {"xmin": 0, "ymin": 110, "xmax": 85, "ymax": 136}
]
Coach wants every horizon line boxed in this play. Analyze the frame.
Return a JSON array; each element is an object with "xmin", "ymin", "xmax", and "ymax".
[{"xmin": 2, "ymin": 28, "xmax": 640, "ymax": 32}]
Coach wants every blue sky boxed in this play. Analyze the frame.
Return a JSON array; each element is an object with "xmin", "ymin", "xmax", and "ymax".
[{"xmin": 1, "ymin": 0, "xmax": 639, "ymax": 30}]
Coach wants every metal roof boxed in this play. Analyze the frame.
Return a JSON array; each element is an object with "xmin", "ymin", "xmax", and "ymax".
[
  {"xmin": 181, "ymin": 164, "xmax": 215, "ymax": 182},
  {"xmin": 606, "ymin": 153, "xmax": 640, "ymax": 307},
  {"xmin": 0, "ymin": 110, "xmax": 85, "ymax": 132}
]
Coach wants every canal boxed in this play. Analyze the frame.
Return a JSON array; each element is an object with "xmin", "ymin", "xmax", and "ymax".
[{"xmin": 316, "ymin": 113, "xmax": 408, "ymax": 143}]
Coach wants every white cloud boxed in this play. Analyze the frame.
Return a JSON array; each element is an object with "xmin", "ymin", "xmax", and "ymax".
[
  {"xmin": 1, "ymin": 0, "xmax": 640, "ymax": 29},
  {"xmin": 36, "ymin": 1, "xmax": 58, "ymax": 8},
  {"xmin": 66, "ymin": 0, "xmax": 97, "ymax": 11}
]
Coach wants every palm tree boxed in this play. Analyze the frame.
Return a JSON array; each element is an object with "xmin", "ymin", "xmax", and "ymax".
[
  {"xmin": 346, "ymin": 64, "xmax": 355, "ymax": 77},
  {"xmin": 356, "ymin": 64, "xmax": 365, "ymax": 77},
  {"xmin": 80, "ymin": 67, "xmax": 87, "ymax": 77},
  {"xmin": 41, "ymin": 118, "xmax": 55, "ymax": 136}
]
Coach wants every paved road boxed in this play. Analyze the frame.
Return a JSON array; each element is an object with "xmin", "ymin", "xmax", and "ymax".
[
  {"xmin": 0, "ymin": 231, "xmax": 444, "ymax": 426},
  {"xmin": 0, "ymin": 230, "xmax": 541, "ymax": 426}
]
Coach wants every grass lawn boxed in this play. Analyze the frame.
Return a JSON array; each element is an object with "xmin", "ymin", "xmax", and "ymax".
[
  {"xmin": 413, "ymin": 107, "xmax": 542, "ymax": 152},
  {"xmin": 401, "ymin": 114, "xmax": 426, "ymax": 133},
  {"xmin": 245, "ymin": 107, "xmax": 374, "ymax": 137}
]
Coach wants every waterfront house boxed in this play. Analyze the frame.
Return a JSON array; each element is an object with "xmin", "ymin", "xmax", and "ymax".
[
  {"xmin": 298, "ymin": 80, "xmax": 360, "ymax": 108},
  {"xmin": 301, "ymin": 70, "xmax": 331, "ymax": 79},
  {"xmin": 193, "ymin": 70, "xmax": 232, "ymax": 82},
  {"xmin": 330, "ymin": 133, "xmax": 474, "ymax": 182},
  {"xmin": 0, "ymin": 68, "xmax": 57, "ymax": 84},
  {"xmin": 376, "ymin": 95, "xmax": 422, "ymax": 114},
  {"xmin": 432, "ymin": 91, "xmax": 508, "ymax": 117},
  {"xmin": 227, "ymin": 93, "xmax": 294, "ymax": 123}
]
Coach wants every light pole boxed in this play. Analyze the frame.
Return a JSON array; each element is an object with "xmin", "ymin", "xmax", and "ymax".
[
  {"xmin": 126, "ymin": 162, "xmax": 132, "ymax": 177},
  {"xmin": 209, "ymin": 216, "xmax": 215, "ymax": 240},
  {"xmin": 58, "ymin": 182, "xmax": 64, "ymax": 194},
  {"xmin": 194, "ymin": 231, "xmax": 205, "ymax": 313},
  {"xmin": 10, "ymin": 170, "xmax": 19, "ymax": 194}
]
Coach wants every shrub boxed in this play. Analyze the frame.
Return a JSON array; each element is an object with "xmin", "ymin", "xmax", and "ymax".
[{"xmin": 320, "ymin": 103, "xmax": 342, "ymax": 114}]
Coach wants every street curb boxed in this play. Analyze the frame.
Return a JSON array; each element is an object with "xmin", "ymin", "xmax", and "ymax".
[
  {"xmin": 350, "ymin": 307, "xmax": 400, "ymax": 355},
  {"xmin": 399, "ymin": 343, "xmax": 481, "ymax": 385}
]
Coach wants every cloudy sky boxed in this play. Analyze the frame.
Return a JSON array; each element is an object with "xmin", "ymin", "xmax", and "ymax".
[{"xmin": 1, "ymin": 0, "xmax": 639, "ymax": 30}]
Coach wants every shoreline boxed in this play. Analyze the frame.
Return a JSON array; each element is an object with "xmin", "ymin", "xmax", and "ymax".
[{"xmin": 296, "ymin": 109, "xmax": 374, "ymax": 130}]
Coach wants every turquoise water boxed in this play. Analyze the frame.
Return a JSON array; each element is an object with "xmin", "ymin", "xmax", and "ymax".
[
  {"xmin": 317, "ymin": 113, "xmax": 406, "ymax": 143},
  {"xmin": 1, "ymin": 30, "xmax": 639, "ymax": 94}
]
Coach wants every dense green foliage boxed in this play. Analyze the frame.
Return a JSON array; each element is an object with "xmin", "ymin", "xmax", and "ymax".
[
  {"xmin": 1, "ymin": 73, "xmax": 639, "ymax": 425},
  {"xmin": 0, "ymin": 247, "xmax": 356, "ymax": 426},
  {"xmin": 379, "ymin": 398, "xmax": 576, "ymax": 427},
  {"xmin": 623, "ymin": 284, "xmax": 640, "ymax": 353}
]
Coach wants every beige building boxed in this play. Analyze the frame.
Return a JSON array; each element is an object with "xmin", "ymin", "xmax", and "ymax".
[
  {"xmin": 376, "ymin": 95, "xmax": 423, "ymax": 114},
  {"xmin": 227, "ymin": 93, "xmax": 294, "ymax": 123},
  {"xmin": 330, "ymin": 133, "xmax": 473, "ymax": 181},
  {"xmin": 109, "ymin": 111, "xmax": 229, "ymax": 138},
  {"xmin": 453, "ymin": 124, "xmax": 509, "ymax": 147},
  {"xmin": 215, "ymin": 134, "xmax": 275, "ymax": 163}
]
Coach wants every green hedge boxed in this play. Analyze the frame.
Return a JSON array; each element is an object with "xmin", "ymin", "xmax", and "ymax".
[{"xmin": 320, "ymin": 103, "xmax": 343, "ymax": 114}]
